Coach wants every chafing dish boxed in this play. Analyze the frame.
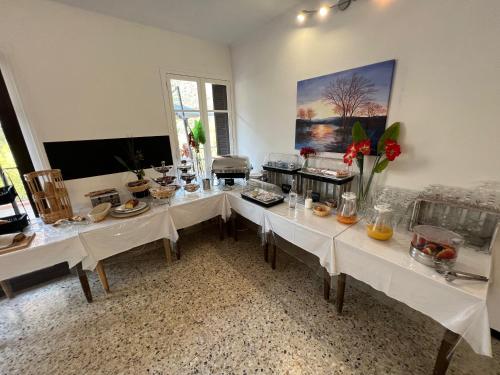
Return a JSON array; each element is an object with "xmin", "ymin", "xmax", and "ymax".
[{"xmin": 212, "ymin": 155, "xmax": 252, "ymax": 188}]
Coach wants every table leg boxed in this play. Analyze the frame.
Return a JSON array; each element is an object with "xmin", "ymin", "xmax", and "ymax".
[
  {"xmin": 271, "ymin": 241, "xmax": 277, "ymax": 270},
  {"xmin": 433, "ymin": 329, "xmax": 461, "ymax": 375},
  {"xmin": 96, "ymin": 261, "xmax": 110, "ymax": 293},
  {"xmin": 0, "ymin": 280, "xmax": 14, "ymax": 299},
  {"xmin": 263, "ymin": 232, "xmax": 269, "ymax": 263},
  {"xmin": 336, "ymin": 273, "xmax": 346, "ymax": 314},
  {"xmin": 323, "ymin": 268, "xmax": 331, "ymax": 301},
  {"xmin": 162, "ymin": 238, "xmax": 172, "ymax": 264},
  {"xmin": 233, "ymin": 214, "xmax": 238, "ymax": 241},
  {"xmin": 73, "ymin": 263, "xmax": 92, "ymax": 303},
  {"xmin": 218, "ymin": 215, "xmax": 224, "ymax": 241}
]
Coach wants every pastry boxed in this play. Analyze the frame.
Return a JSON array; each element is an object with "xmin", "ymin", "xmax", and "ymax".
[{"xmin": 124, "ymin": 199, "xmax": 139, "ymax": 209}]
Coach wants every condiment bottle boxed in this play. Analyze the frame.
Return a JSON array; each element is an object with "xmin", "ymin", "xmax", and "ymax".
[
  {"xmin": 366, "ymin": 204, "xmax": 393, "ymax": 241},
  {"xmin": 336, "ymin": 192, "xmax": 358, "ymax": 224},
  {"xmin": 288, "ymin": 178, "xmax": 297, "ymax": 209},
  {"xmin": 305, "ymin": 189, "xmax": 313, "ymax": 209}
]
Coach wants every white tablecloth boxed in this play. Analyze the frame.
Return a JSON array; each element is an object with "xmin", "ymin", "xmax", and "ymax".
[
  {"xmin": 79, "ymin": 204, "xmax": 177, "ymax": 270},
  {"xmin": 225, "ymin": 190, "xmax": 266, "ymax": 227},
  {"xmin": 334, "ymin": 223, "xmax": 492, "ymax": 356},
  {"xmin": 263, "ymin": 202, "xmax": 353, "ymax": 275},
  {"xmin": 0, "ymin": 189, "xmax": 493, "ymax": 357},
  {"xmin": 168, "ymin": 190, "xmax": 231, "ymax": 230},
  {"xmin": 0, "ymin": 221, "xmax": 87, "ymax": 280}
]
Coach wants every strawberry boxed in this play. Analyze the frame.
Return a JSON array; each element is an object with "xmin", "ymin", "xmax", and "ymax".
[
  {"xmin": 436, "ymin": 248, "xmax": 456, "ymax": 260},
  {"xmin": 421, "ymin": 247, "xmax": 434, "ymax": 256}
]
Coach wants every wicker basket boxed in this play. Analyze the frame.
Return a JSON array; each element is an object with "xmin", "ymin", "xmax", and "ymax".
[
  {"xmin": 150, "ymin": 186, "xmax": 176, "ymax": 200},
  {"xmin": 126, "ymin": 179, "xmax": 150, "ymax": 193},
  {"xmin": 24, "ymin": 169, "xmax": 73, "ymax": 224}
]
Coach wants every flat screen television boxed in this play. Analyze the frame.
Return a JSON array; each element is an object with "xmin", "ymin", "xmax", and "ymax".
[{"xmin": 44, "ymin": 135, "xmax": 173, "ymax": 180}]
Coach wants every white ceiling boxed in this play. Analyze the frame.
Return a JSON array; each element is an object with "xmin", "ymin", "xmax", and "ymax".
[{"xmin": 49, "ymin": 0, "xmax": 302, "ymax": 45}]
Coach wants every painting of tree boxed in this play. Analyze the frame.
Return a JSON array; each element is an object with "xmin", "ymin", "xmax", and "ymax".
[
  {"xmin": 322, "ymin": 74, "xmax": 377, "ymax": 141},
  {"xmin": 295, "ymin": 60, "xmax": 395, "ymax": 154}
]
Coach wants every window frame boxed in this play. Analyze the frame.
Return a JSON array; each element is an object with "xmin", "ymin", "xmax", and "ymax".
[{"xmin": 163, "ymin": 73, "xmax": 235, "ymax": 171}]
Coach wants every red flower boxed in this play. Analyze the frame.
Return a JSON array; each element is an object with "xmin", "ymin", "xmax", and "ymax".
[
  {"xmin": 385, "ymin": 140, "xmax": 401, "ymax": 161},
  {"xmin": 300, "ymin": 147, "xmax": 316, "ymax": 158},
  {"xmin": 343, "ymin": 152, "xmax": 354, "ymax": 166},
  {"xmin": 346, "ymin": 143, "xmax": 358, "ymax": 155},
  {"xmin": 356, "ymin": 139, "xmax": 371, "ymax": 155}
]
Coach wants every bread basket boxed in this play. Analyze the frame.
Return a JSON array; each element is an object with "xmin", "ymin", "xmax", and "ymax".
[
  {"xmin": 126, "ymin": 179, "xmax": 150, "ymax": 193},
  {"xmin": 184, "ymin": 183, "xmax": 200, "ymax": 193},
  {"xmin": 88, "ymin": 202, "xmax": 111, "ymax": 222},
  {"xmin": 313, "ymin": 204, "xmax": 332, "ymax": 217},
  {"xmin": 150, "ymin": 186, "xmax": 176, "ymax": 200}
]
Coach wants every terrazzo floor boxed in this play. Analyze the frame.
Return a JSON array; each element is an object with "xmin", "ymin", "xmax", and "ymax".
[{"xmin": 1, "ymin": 227, "xmax": 499, "ymax": 374}]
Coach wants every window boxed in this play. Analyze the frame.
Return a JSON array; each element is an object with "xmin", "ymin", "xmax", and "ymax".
[
  {"xmin": 165, "ymin": 74, "xmax": 233, "ymax": 176},
  {"xmin": 0, "ymin": 69, "xmax": 37, "ymax": 218}
]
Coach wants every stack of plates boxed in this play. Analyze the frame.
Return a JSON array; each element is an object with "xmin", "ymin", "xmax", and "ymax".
[{"xmin": 110, "ymin": 201, "xmax": 150, "ymax": 218}]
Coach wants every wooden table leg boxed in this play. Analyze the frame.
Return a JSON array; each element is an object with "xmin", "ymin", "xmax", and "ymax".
[
  {"xmin": 323, "ymin": 268, "xmax": 331, "ymax": 301},
  {"xmin": 0, "ymin": 280, "xmax": 15, "ymax": 299},
  {"xmin": 218, "ymin": 215, "xmax": 224, "ymax": 241},
  {"xmin": 336, "ymin": 273, "xmax": 346, "ymax": 314},
  {"xmin": 263, "ymin": 232, "xmax": 269, "ymax": 263},
  {"xmin": 233, "ymin": 214, "xmax": 238, "ymax": 241},
  {"xmin": 271, "ymin": 240, "xmax": 277, "ymax": 270},
  {"xmin": 162, "ymin": 238, "xmax": 172, "ymax": 264},
  {"xmin": 173, "ymin": 241, "xmax": 181, "ymax": 260},
  {"xmin": 433, "ymin": 329, "xmax": 461, "ymax": 375},
  {"xmin": 96, "ymin": 261, "xmax": 110, "ymax": 293},
  {"xmin": 73, "ymin": 263, "xmax": 92, "ymax": 303}
]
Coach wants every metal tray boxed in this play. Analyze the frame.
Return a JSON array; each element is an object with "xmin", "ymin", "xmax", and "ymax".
[{"xmin": 240, "ymin": 193, "xmax": 284, "ymax": 208}]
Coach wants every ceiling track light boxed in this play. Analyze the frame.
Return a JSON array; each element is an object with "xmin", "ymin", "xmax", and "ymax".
[{"xmin": 297, "ymin": 0, "xmax": 355, "ymax": 22}]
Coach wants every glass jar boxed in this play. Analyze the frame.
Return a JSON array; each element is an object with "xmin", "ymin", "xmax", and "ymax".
[
  {"xmin": 366, "ymin": 204, "xmax": 394, "ymax": 241},
  {"xmin": 305, "ymin": 189, "xmax": 313, "ymax": 209},
  {"xmin": 337, "ymin": 192, "xmax": 358, "ymax": 224}
]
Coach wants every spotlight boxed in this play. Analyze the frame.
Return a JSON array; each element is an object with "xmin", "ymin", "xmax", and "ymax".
[
  {"xmin": 297, "ymin": 12, "xmax": 306, "ymax": 23},
  {"xmin": 319, "ymin": 7, "xmax": 329, "ymax": 16}
]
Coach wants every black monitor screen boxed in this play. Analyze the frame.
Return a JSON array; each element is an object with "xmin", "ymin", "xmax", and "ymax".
[{"xmin": 44, "ymin": 135, "xmax": 173, "ymax": 180}]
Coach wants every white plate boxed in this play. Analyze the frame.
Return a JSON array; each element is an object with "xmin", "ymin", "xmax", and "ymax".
[
  {"xmin": 113, "ymin": 201, "xmax": 147, "ymax": 213},
  {"xmin": 110, "ymin": 204, "xmax": 150, "ymax": 218}
]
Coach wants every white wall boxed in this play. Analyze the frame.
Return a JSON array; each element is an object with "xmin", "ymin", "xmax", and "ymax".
[
  {"xmin": 231, "ymin": 0, "xmax": 500, "ymax": 190},
  {"xmin": 0, "ymin": 0, "xmax": 232, "ymax": 208}
]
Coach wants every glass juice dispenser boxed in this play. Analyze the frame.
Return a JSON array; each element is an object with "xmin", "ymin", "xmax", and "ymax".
[
  {"xmin": 337, "ymin": 192, "xmax": 358, "ymax": 224},
  {"xmin": 366, "ymin": 204, "xmax": 394, "ymax": 241}
]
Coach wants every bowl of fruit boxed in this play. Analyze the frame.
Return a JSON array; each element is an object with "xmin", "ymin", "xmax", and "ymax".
[{"xmin": 409, "ymin": 225, "xmax": 464, "ymax": 268}]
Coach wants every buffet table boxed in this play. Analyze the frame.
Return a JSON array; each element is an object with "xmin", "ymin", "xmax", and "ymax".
[
  {"xmin": 334, "ymin": 222, "xmax": 492, "ymax": 357},
  {"xmin": 0, "ymin": 186, "xmax": 494, "ymax": 373},
  {"xmin": 0, "ymin": 220, "xmax": 91, "ymax": 301}
]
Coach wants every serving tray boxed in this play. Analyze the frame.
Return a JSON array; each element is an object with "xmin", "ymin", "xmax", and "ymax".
[{"xmin": 240, "ymin": 193, "xmax": 285, "ymax": 208}]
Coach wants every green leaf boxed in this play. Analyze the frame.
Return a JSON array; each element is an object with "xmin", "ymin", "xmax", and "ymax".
[
  {"xmin": 352, "ymin": 121, "xmax": 369, "ymax": 143},
  {"xmin": 377, "ymin": 122, "xmax": 400, "ymax": 154},
  {"xmin": 373, "ymin": 158, "xmax": 389, "ymax": 173},
  {"xmin": 114, "ymin": 155, "xmax": 132, "ymax": 172},
  {"xmin": 192, "ymin": 119, "xmax": 206, "ymax": 145}
]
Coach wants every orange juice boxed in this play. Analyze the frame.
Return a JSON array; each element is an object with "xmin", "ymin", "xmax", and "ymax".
[
  {"xmin": 366, "ymin": 224, "xmax": 393, "ymax": 241},
  {"xmin": 337, "ymin": 214, "xmax": 358, "ymax": 224}
]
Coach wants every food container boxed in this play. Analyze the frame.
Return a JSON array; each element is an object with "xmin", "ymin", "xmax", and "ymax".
[
  {"xmin": 366, "ymin": 204, "xmax": 394, "ymax": 241},
  {"xmin": 150, "ymin": 186, "xmax": 176, "ymax": 204},
  {"xmin": 410, "ymin": 225, "xmax": 464, "ymax": 267},
  {"xmin": 184, "ymin": 183, "xmax": 200, "ymax": 193},
  {"xmin": 88, "ymin": 203, "xmax": 111, "ymax": 222},
  {"xmin": 313, "ymin": 204, "xmax": 331, "ymax": 217},
  {"xmin": 337, "ymin": 192, "xmax": 358, "ymax": 224}
]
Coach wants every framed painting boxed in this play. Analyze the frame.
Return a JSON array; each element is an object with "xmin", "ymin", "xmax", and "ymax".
[{"xmin": 295, "ymin": 60, "xmax": 396, "ymax": 155}]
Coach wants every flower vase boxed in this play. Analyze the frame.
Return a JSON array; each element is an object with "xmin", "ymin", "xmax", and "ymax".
[
  {"xmin": 302, "ymin": 158, "xmax": 309, "ymax": 170},
  {"xmin": 357, "ymin": 172, "xmax": 380, "ymax": 215}
]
